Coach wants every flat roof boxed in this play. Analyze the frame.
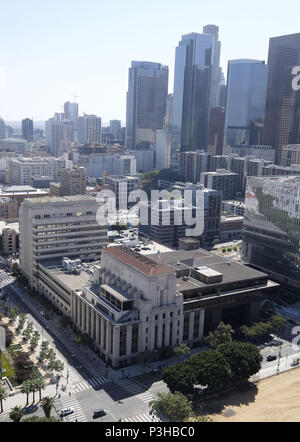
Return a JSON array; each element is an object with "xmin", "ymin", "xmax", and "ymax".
[
  {"xmin": 147, "ymin": 248, "xmax": 268, "ymax": 290},
  {"xmin": 39, "ymin": 259, "xmax": 97, "ymax": 291},
  {"xmin": 24, "ymin": 195, "xmax": 96, "ymax": 205}
]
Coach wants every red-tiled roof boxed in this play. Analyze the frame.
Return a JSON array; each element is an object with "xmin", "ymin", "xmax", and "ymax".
[{"xmin": 104, "ymin": 246, "xmax": 174, "ymax": 276}]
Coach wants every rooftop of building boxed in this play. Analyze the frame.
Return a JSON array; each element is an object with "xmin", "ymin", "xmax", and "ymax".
[
  {"xmin": 0, "ymin": 221, "xmax": 19, "ymax": 234},
  {"xmin": 39, "ymin": 259, "xmax": 99, "ymax": 292},
  {"xmin": 2, "ymin": 185, "xmax": 46, "ymax": 193},
  {"xmin": 23, "ymin": 195, "xmax": 96, "ymax": 205},
  {"xmin": 104, "ymin": 246, "xmax": 174, "ymax": 276},
  {"xmin": 146, "ymin": 248, "xmax": 269, "ymax": 291}
]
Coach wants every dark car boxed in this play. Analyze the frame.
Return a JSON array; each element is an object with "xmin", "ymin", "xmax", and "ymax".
[
  {"xmin": 267, "ymin": 355, "xmax": 277, "ymax": 362},
  {"xmin": 93, "ymin": 409, "xmax": 106, "ymax": 418}
]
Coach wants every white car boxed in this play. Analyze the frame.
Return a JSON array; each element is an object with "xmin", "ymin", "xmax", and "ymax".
[{"xmin": 61, "ymin": 407, "xmax": 74, "ymax": 417}]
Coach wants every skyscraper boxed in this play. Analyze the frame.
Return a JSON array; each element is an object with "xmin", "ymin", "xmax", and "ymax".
[
  {"xmin": 125, "ymin": 61, "xmax": 169, "ymax": 150},
  {"xmin": 22, "ymin": 118, "xmax": 33, "ymax": 142},
  {"xmin": 225, "ymin": 59, "xmax": 268, "ymax": 147},
  {"xmin": 77, "ymin": 115, "xmax": 102, "ymax": 144},
  {"xmin": 208, "ymin": 107, "xmax": 225, "ymax": 155},
  {"xmin": 45, "ymin": 119, "xmax": 73, "ymax": 157},
  {"xmin": 172, "ymin": 26, "xmax": 221, "ymax": 153},
  {"xmin": 109, "ymin": 120, "xmax": 121, "ymax": 140},
  {"xmin": 64, "ymin": 101, "xmax": 79, "ymax": 122},
  {"xmin": 262, "ymin": 33, "xmax": 300, "ymax": 165},
  {"xmin": 0, "ymin": 118, "xmax": 5, "ymax": 139}
]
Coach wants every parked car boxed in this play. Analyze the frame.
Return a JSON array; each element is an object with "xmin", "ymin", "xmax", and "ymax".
[
  {"xmin": 60, "ymin": 407, "xmax": 74, "ymax": 417},
  {"xmin": 93, "ymin": 409, "xmax": 106, "ymax": 418},
  {"xmin": 267, "ymin": 355, "xmax": 277, "ymax": 362}
]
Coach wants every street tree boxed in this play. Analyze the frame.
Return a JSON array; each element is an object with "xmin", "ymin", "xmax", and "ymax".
[
  {"xmin": 21, "ymin": 380, "xmax": 31, "ymax": 406},
  {"xmin": 187, "ymin": 350, "xmax": 231, "ymax": 389},
  {"xmin": 162, "ymin": 363, "xmax": 195, "ymax": 395},
  {"xmin": 149, "ymin": 391, "xmax": 193, "ymax": 422},
  {"xmin": 34, "ymin": 377, "xmax": 46, "ymax": 402},
  {"xmin": 204, "ymin": 322, "xmax": 235, "ymax": 349},
  {"xmin": 0, "ymin": 385, "xmax": 8, "ymax": 413},
  {"xmin": 173, "ymin": 344, "xmax": 191, "ymax": 361},
  {"xmin": 218, "ymin": 341, "xmax": 263, "ymax": 382},
  {"xmin": 9, "ymin": 405, "xmax": 24, "ymax": 422},
  {"xmin": 29, "ymin": 379, "xmax": 39, "ymax": 403},
  {"xmin": 40, "ymin": 396, "xmax": 55, "ymax": 418}
]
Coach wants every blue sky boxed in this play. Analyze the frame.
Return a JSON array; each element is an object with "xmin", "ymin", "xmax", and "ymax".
[{"xmin": 0, "ymin": 0, "xmax": 299, "ymax": 124}]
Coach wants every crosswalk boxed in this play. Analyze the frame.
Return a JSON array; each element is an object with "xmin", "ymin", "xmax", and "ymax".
[
  {"xmin": 58, "ymin": 396, "xmax": 87, "ymax": 422},
  {"xmin": 136, "ymin": 391, "xmax": 154, "ymax": 404},
  {"xmin": 123, "ymin": 413, "xmax": 160, "ymax": 423},
  {"xmin": 115, "ymin": 379, "xmax": 145, "ymax": 395},
  {"xmin": 0, "ymin": 274, "xmax": 14, "ymax": 288},
  {"xmin": 72, "ymin": 375, "xmax": 110, "ymax": 393}
]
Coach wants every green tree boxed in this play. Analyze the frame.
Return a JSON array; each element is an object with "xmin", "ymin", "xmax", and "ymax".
[
  {"xmin": 187, "ymin": 350, "xmax": 231, "ymax": 389},
  {"xmin": 0, "ymin": 385, "xmax": 8, "ymax": 413},
  {"xmin": 9, "ymin": 405, "xmax": 24, "ymax": 422},
  {"xmin": 8, "ymin": 306, "xmax": 20, "ymax": 323},
  {"xmin": 269, "ymin": 316, "xmax": 286, "ymax": 333},
  {"xmin": 34, "ymin": 377, "xmax": 46, "ymax": 402},
  {"xmin": 40, "ymin": 396, "xmax": 55, "ymax": 418},
  {"xmin": 54, "ymin": 360, "xmax": 64, "ymax": 375},
  {"xmin": 173, "ymin": 343, "xmax": 191, "ymax": 361},
  {"xmin": 149, "ymin": 391, "xmax": 193, "ymax": 422},
  {"xmin": 204, "ymin": 322, "xmax": 235, "ymax": 349},
  {"xmin": 29, "ymin": 378, "xmax": 38, "ymax": 403},
  {"xmin": 218, "ymin": 341, "xmax": 262, "ymax": 382},
  {"xmin": 17, "ymin": 314, "xmax": 26, "ymax": 333},
  {"xmin": 162, "ymin": 363, "xmax": 195, "ymax": 395},
  {"xmin": 21, "ymin": 380, "xmax": 32, "ymax": 406}
]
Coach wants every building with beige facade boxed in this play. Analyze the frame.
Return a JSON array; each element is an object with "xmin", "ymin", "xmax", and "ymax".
[
  {"xmin": 8, "ymin": 157, "xmax": 66, "ymax": 186},
  {"xmin": 29, "ymin": 245, "xmax": 278, "ymax": 368},
  {"xmin": 19, "ymin": 195, "xmax": 107, "ymax": 288}
]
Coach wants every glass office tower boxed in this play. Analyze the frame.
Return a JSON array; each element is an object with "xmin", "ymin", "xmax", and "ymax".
[
  {"xmin": 172, "ymin": 27, "xmax": 221, "ymax": 154},
  {"xmin": 225, "ymin": 59, "xmax": 268, "ymax": 147},
  {"xmin": 243, "ymin": 176, "xmax": 300, "ymax": 284},
  {"xmin": 262, "ymin": 33, "xmax": 300, "ymax": 165},
  {"xmin": 125, "ymin": 61, "xmax": 169, "ymax": 150}
]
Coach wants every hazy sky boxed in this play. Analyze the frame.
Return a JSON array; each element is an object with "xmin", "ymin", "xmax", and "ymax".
[{"xmin": 1, "ymin": 0, "xmax": 300, "ymax": 124}]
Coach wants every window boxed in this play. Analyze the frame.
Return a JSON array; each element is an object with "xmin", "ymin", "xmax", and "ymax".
[{"xmin": 155, "ymin": 315, "xmax": 158, "ymax": 320}]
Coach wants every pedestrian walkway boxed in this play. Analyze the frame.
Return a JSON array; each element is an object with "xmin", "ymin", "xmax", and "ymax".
[
  {"xmin": 123, "ymin": 413, "xmax": 160, "ymax": 422},
  {"xmin": 72, "ymin": 375, "xmax": 110, "ymax": 393},
  {"xmin": 136, "ymin": 392, "xmax": 154, "ymax": 404},
  {"xmin": 57, "ymin": 396, "xmax": 87, "ymax": 422},
  {"xmin": 115, "ymin": 379, "xmax": 145, "ymax": 395}
]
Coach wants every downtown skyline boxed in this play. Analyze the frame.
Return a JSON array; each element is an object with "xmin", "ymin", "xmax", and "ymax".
[{"xmin": 1, "ymin": 0, "xmax": 300, "ymax": 122}]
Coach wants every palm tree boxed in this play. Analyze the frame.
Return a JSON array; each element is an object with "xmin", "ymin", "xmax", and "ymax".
[
  {"xmin": 40, "ymin": 396, "xmax": 54, "ymax": 418},
  {"xmin": 34, "ymin": 377, "xmax": 46, "ymax": 402},
  {"xmin": 9, "ymin": 405, "xmax": 24, "ymax": 422},
  {"xmin": 21, "ymin": 380, "xmax": 31, "ymax": 406},
  {"xmin": 29, "ymin": 379, "xmax": 38, "ymax": 403},
  {"xmin": 0, "ymin": 385, "xmax": 8, "ymax": 413}
]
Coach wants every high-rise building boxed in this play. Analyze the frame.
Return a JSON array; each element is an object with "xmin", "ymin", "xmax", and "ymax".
[
  {"xmin": 172, "ymin": 26, "xmax": 221, "ymax": 153},
  {"xmin": 109, "ymin": 120, "xmax": 121, "ymax": 140},
  {"xmin": 208, "ymin": 107, "xmax": 225, "ymax": 155},
  {"xmin": 64, "ymin": 102, "xmax": 79, "ymax": 122},
  {"xmin": 19, "ymin": 195, "xmax": 107, "ymax": 287},
  {"xmin": 180, "ymin": 151, "xmax": 210, "ymax": 183},
  {"xmin": 200, "ymin": 169, "xmax": 238, "ymax": 200},
  {"xmin": 125, "ymin": 61, "xmax": 169, "ymax": 150},
  {"xmin": 45, "ymin": 119, "xmax": 73, "ymax": 157},
  {"xmin": 262, "ymin": 33, "xmax": 300, "ymax": 165},
  {"xmin": 21, "ymin": 118, "xmax": 33, "ymax": 142},
  {"xmin": 210, "ymin": 155, "xmax": 228, "ymax": 172},
  {"xmin": 0, "ymin": 118, "xmax": 5, "ymax": 139},
  {"xmin": 225, "ymin": 59, "xmax": 268, "ymax": 147},
  {"xmin": 281, "ymin": 145, "xmax": 300, "ymax": 167},
  {"xmin": 243, "ymin": 176, "xmax": 300, "ymax": 287},
  {"xmin": 77, "ymin": 115, "xmax": 102, "ymax": 144},
  {"xmin": 60, "ymin": 166, "xmax": 87, "ymax": 196},
  {"xmin": 8, "ymin": 157, "xmax": 66, "ymax": 185}
]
